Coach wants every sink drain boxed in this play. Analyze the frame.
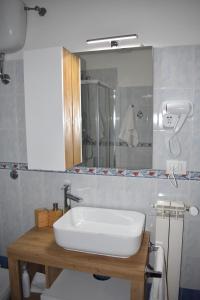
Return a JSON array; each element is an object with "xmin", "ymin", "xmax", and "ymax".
[{"xmin": 93, "ymin": 274, "xmax": 111, "ymax": 281}]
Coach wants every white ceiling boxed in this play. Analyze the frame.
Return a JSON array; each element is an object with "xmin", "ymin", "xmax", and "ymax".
[{"xmin": 8, "ymin": 0, "xmax": 200, "ymax": 58}]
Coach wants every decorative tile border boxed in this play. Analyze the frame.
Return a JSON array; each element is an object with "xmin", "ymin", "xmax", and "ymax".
[
  {"xmin": 1, "ymin": 161, "xmax": 200, "ymax": 181},
  {"xmin": 0, "ymin": 162, "xmax": 28, "ymax": 171}
]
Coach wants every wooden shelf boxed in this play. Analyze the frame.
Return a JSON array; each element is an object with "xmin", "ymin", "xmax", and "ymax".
[
  {"xmin": 24, "ymin": 293, "xmax": 41, "ymax": 300},
  {"xmin": 8, "ymin": 227, "xmax": 149, "ymax": 300}
]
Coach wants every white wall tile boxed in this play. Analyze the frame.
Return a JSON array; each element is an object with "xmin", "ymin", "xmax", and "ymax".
[
  {"xmin": 15, "ymin": 93, "xmax": 26, "ymax": 130},
  {"xmin": 190, "ymin": 89, "xmax": 200, "ymax": 170},
  {"xmin": 0, "ymin": 95, "xmax": 17, "ymax": 129},
  {"xmin": 194, "ymin": 46, "xmax": 200, "ymax": 89},
  {"xmin": 0, "ymin": 170, "xmax": 23, "ymax": 255},
  {"xmin": 16, "ymin": 129, "xmax": 27, "ymax": 162},
  {"xmin": 154, "ymin": 46, "xmax": 195, "ymax": 89},
  {"xmin": 0, "ymin": 129, "xmax": 19, "ymax": 161},
  {"xmin": 18, "ymin": 171, "xmax": 45, "ymax": 233}
]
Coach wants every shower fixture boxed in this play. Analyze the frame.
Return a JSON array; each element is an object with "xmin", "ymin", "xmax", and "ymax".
[
  {"xmin": 0, "ymin": 53, "xmax": 10, "ymax": 85},
  {"xmin": 24, "ymin": 5, "xmax": 47, "ymax": 16}
]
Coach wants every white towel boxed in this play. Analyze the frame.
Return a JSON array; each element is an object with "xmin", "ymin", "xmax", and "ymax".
[
  {"xmin": 119, "ymin": 105, "xmax": 138, "ymax": 147},
  {"xmin": 31, "ymin": 272, "xmax": 46, "ymax": 293},
  {"xmin": 150, "ymin": 246, "xmax": 168, "ymax": 300}
]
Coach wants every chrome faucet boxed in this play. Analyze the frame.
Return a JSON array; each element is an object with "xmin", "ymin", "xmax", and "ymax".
[{"xmin": 63, "ymin": 184, "xmax": 82, "ymax": 212}]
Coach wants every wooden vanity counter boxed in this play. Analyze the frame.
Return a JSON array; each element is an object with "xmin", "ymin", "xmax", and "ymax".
[{"xmin": 7, "ymin": 227, "xmax": 149, "ymax": 300}]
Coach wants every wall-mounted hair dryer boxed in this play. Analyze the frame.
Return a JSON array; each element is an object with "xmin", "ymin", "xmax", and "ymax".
[{"xmin": 162, "ymin": 101, "xmax": 193, "ymax": 157}]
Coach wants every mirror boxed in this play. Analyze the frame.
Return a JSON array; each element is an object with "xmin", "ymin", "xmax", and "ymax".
[{"xmin": 77, "ymin": 47, "xmax": 153, "ymax": 169}]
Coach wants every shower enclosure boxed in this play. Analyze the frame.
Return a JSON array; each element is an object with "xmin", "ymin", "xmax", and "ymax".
[
  {"xmin": 81, "ymin": 80, "xmax": 115, "ymax": 168},
  {"xmin": 81, "ymin": 79, "xmax": 153, "ymax": 169}
]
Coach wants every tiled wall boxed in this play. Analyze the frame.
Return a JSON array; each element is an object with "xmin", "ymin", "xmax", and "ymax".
[
  {"xmin": 153, "ymin": 46, "xmax": 200, "ymax": 171},
  {"xmin": 0, "ymin": 46, "xmax": 200, "ymax": 291},
  {"xmin": 152, "ymin": 45, "xmax": 200, "ymax": 290},
  {"xmin": 0, "ymin": 60, "xmax": 27, "ymax": 163}
]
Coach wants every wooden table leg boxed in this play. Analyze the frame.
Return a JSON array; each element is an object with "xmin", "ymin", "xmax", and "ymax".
[
  {"xmin": 131, "ymin": 279, "xmax": 144, "ymax": 300},
  {"xmin": 8, "ymin": 256, "xmax": 22, "ymax": 300},
  {"xmin": 45, "ymin": 265, "xmax": 62, "ymax": 288}
]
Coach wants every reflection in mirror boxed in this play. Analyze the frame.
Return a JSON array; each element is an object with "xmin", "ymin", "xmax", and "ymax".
[{"xmin": 77, "ymin": 47, "xmax": 153, "ymax": 169}]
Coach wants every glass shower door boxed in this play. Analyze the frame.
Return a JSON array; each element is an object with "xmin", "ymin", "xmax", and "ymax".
[{"xmin": 81, "ymin": 80, "xmax": 113, "ymax": 168}]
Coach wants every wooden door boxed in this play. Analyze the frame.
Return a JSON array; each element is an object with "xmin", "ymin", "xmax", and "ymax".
[{"xmin": 63, "ymin": 48, "xmax": 82, "ymax": 168}]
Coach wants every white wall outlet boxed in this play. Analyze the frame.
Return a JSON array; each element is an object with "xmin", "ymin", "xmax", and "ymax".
[
  {"xmin": 163, "ymin": 113, "xmax": 179, "ymax": 128},
  {"xmin": 166, "ymin": 160, "xmax": 187, "ymax": 175}
]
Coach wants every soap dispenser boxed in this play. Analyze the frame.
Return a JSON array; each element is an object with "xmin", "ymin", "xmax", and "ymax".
[
  {"xmin": 48, "ymin": 203, "xmax": 63, "ymax": 227},
  {"xmin": 22, "ymin": 263, "xmax": 30, "ymax": 298}
]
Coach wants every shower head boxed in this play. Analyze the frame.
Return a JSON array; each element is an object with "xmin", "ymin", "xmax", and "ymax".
[{"xmin": 24, "ymin": 5, "xmax": 47, "ymax": 16}]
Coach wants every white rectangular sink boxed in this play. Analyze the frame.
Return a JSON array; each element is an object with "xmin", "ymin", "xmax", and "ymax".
[{"xmin": 53, "ymin": 206, "xmax": 145, "ymax": 258}]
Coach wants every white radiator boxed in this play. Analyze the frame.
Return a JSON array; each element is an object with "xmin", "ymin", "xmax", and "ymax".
[{"xmin": 151, "ymin": 201, "xmax": 198, "ymax": 300}]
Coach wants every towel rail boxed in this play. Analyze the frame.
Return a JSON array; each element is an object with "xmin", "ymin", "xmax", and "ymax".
[
  {"xmin": 145, "ymin": 242, "xmax": 163, "ymax": 278},
  {"xmin": 145, "ymin": 266, "xmax": 162, "ymax": 278}
]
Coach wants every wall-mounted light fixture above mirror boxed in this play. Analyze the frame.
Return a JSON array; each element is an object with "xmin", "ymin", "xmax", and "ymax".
[
  {"xmin": 86, "ymin": 34, "xmax": 138, "ymax": 44},
  {"xmin": 76, "ymin": 46, "xmax": 153, "ymax": 170},
  {"xmin": 85, "ymin": 34, "xmax": 142, "ymax": 52}
]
